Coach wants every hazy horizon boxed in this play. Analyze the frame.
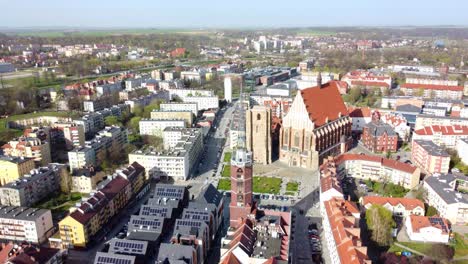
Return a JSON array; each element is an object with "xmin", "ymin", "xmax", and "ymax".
[{"xmin": 1, "ymin": 0, "xmax": 467, "ymax": 29}]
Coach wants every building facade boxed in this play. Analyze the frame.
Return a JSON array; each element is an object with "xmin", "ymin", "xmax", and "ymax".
[
  {"xmin": 334, "ymin": 154, "xmax": 421, "ymax": 189},
  {"xmin": 412, "ymin": 125, "xmax": 468, "ymax": 150},
  {"xmin": 139, "ymin": 119, "xmax": 185, "ymax": 136},
  {"xmin": 361, "ymin": 121, "xmax": 398, "ymax": 153},
  {"xmin": 0, "ymin": 206, "xmax": 53, "ymax": 243},
  {"xmin": 2, "ymin": 137, "xmax": 51, "ymax": 166},
  {"xmin": 411, "ymin": 140, "xmax": 450, "ymax": 174},
  {"xmin": 0, "ymin": 156, "xmax": 35, "ymax": 186},
  {"xmin": 0, "ymin": 164, "xmax": 65, "ymax": 207},
  {"xmin": 246, "ymin": 106, "xmax": 272, "ymax": 164},
  {"xmin": 150, "ymin": 110, "xmax": 193, "ymax": 127},
  {"xmin": 160, "ymin": 102, "xmax": 198, "ymax": 116},
  {"xmin": 280, "ymin": 81, "xmax": 352, "ymax": 170}
]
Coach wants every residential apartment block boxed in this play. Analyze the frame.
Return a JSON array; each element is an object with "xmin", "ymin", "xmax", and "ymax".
[
  {"xmin": 0, "ymin": 164, "xmax": 65, "ymax": 207},
  {"xmin": 457, "ymin": 138, "xmax": 468, "ymax": 165},
  {"xmin": 348, "ymin": 107, "xmax": 372, "ymax": 132},
  {"xmin": 0, "ymin": 156, "xmax": 35, "ymax": 186},
  {"xmin": 412, "ymin": 125, "xmax": 468, "ymax": 150},
  {"xmin": 423, "ymin": 173, "xmax": 468, "ymax": 224},
  {"xmin": 139, "ymin": 119, "xmax": 185, "ymax": 136},
  {"xmin": 334, "ymin": 154, "xmax": 421, "ymax": 189},
  {"xmin": 160, "ymin": 102, "xmax": 198, "ymax": 116},
  {"xmin": 0, "ymin": 206, "xmax": 53, "ymax": 243},
  {"xmin": 415, "ymin": 114, "xmax": 468, "ymax": 130},
  {"xmin": 400, "ymin": 83, "xmax": 464, "ymax": 100},
  {"xmin": 58, "ymin": 176, "xmax": 133, "ymax": 248},
  {"xmin": 411, "ymin": 140, "xmax": 450, "ymax": 174},
  {"xmin": 129, "ymin": 128, "xmax": 203, "ymax": 181},
  {"xmin": 150, "ymin": 110, "xmax": 194, "ymax": 127},
  {"xmin": 2, "ymin": 137, "xmax": 51, "ymax": 166},
  {"xmin": 183, "ymin": 95, "xmax": 219, "ymax": 111},
  {"xmin": 321, "ymin": 198, "xmax": 371, "ymax": 264}
]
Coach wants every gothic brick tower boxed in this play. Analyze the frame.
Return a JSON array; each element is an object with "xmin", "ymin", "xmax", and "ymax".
[{"xmin": 229, "ymin": 148, "xmax": 254, "ymax": 228}]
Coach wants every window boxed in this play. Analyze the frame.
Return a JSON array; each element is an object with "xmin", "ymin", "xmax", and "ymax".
[
  {"xmin": 294, "ymin": 131, "xmax": 300, "ymax": 147},
  {"xmin": 257, "ymin": 113, "xmax": 261, "ymax": 120}
]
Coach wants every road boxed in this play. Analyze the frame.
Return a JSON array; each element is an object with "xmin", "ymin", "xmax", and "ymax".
[{"xmin": 183, "ymin": 101, "xmax": 236, "ymax": 198}]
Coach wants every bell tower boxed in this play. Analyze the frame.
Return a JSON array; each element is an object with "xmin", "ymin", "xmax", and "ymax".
[{"xmin": 229, "ymin": 148, "xmax": 254, "ymax": 228}]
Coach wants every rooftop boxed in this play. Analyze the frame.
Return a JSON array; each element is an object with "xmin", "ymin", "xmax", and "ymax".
[
  {"xmin": 335, "ymin": 154, "xmax": 418, "ymax": 174},
  {"xmin": 299, "ymin": 81, "xmax": 349, "ymax": 127},
  {"xmin": 0, "ymin": 206, "xmax": 50, "ymax": 221},
  {"xmin": 108, "ymin": 238, "xmax": 148, "ymax": 256},
  {"xmin": 414, "ymin": 125, "xmax": 468, "ymax": 136},
  {"xmin": 364, "ymin": 121, "xmax": 397, "ymax": 137},
  {"xmin": 157, "ymin": 243, "xmax": 195, "ymax": 263},
  {"xmin": 424, "ymin": 174, "xmax": 468, "ymax": 204},
  {"xmin": 361, "ymin": 196, "xmax": 424, "ymax": 210},
  {"xmin": 409, "ymin": 215, "xmax": 450, "ymax": 234},
  {"xmin": 413, "ymin": 140, "xmax": 450, "ymax": 157},
  {"xmin": 94, "ymin": 252, "xmax": 135, "ymax": 264}
]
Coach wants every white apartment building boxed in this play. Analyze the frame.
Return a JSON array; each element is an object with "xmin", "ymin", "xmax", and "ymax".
[
  {"xmin": 0, "ymin": 206, "xmax": 53, "ymax": 243},
  {"xmin": 335, "ymin": 154, "xmax": 420, "ymax": 189},
  {"xmin": 423, "ymin": 174, "xmax": 468, "ymax": 224},
  {"xmin": 68, "ymin": 146, "xmax": 96, "ymax": 172},
  {"xmin": 139, "ymin": 119, "xmax": 185, "ymax": 137},
  {"xmin": 457, "ymin": 138, "xmax": 468, "ymax": 165},
  {"xmin": 224, "ymin": 77, "xmax": 232, "ymax": 103},
  {"xmin": 129, "ymin": 128, "xmax": 203, "ymax": 181},
  {"xmin": 181, "ymin": 70, "xmax": 206, "ymax": 84},
  {"xmin": 168, "ymin": 88, "xmax": 213, "ymax": 101},
  {"xmin": 183, "ymin": 96, "xmax": 219, "ymax": 111},
  {"xmin": 160, "ymin": 102, "xmax": 198, "ymax": 116},
  {"xmin": 415, "ymin": 115, "xmax": 468, "ymax": 130},
  {"xmin": 412, "ymin": 125, "xmax": 468, "ymax": 150}
]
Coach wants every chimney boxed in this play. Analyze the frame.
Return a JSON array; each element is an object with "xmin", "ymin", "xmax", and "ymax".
[{"xmin": 317, "ymin": 72, "xmax": 322, "ymax": 88}]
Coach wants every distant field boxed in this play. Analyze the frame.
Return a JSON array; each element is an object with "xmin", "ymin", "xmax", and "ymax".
[
  {"xmin": 295, "ymin": 29, "xmax": 337, "ymax": 36},
  {"xmin": 11, "ymin": 28, "xmax": 216, "ymax": 37}
]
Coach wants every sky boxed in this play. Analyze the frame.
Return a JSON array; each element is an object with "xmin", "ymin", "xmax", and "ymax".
[{"xmin": 0, "ymin": 0, "xmax": 467, "ymax": 28}]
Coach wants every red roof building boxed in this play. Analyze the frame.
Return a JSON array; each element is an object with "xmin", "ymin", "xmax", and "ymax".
[
  {"xmin": 280, "ymin": 81, "xmax": 352, "ymax": 169},
  {"xmin": 400, "ymin": 83, "xmax": 463, "ymax": 100},
  {"xmin": 170, "ymin": 48, "xmax": 186, "ymax": 58},
  {"xmin": 360, "ymin": 196, "xmax": 425, "ymax": 217},
  {"xmin": 322, "ymin": 197, "xmax": 371, "ymax": 264}
]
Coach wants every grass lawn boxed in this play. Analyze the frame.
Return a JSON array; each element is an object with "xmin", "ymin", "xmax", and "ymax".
[
  {"xmin": 217, "ymin": 178, "xmax": 231, "ymax": 191},
  {"xmin": 221, "ymin": 165, "xmax": 231, "ymax": 177},
  {"xmin": 223, "ymin": 152, "xmax": 232, "ymax": 163},
  {"xmin": 452, "ymin": 233, "xmax": 468, "ymax": 258},
  {"xmin": 253, "ymin": 177, "xmax": 282, "ymax": 194},
  {"xmin": 285, "ymin": 191, "xmax": 296, "ymax": 196},
  {"xmin": 37, "ymin": 192, "xmax": 83, "ymax": 214},
  {"xmin": 397, "ymin": 242, "xmax": 434, "ymax": 254},
  {"xmin": 388, "ymin": 244, "xmax": 406, "ymax": 253},
  {"xmin": 286, "ymin": 181, "xmax": 299, "ymax": 192}
]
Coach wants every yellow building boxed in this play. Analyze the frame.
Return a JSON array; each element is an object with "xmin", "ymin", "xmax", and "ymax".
[
  {"xmin": 58, "ymin": 176, "xmax": 131, "ymax": 248},
  {"xmin": 0, "ymin": 156, "xmax": 35, "ymax": 185}
]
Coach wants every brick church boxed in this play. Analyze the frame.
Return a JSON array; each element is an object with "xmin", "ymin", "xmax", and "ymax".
[{"xmin": 279, "ymin": 77, "xmax": 352, "ymax": 170}]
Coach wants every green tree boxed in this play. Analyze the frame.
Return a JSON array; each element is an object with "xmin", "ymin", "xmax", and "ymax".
[
  {"xmin": 348, "ymin": 87, "xmax": 362, "ymax": 104},
  {"xmin": 426, "ymin": 206, "xmax": 439, "ymax": 216},
  {"xmin": 104, "ymin": 116, "xmax": 122, "ymax": 126},
  {"xmin": 129, "ymin": 116, "xmax": 142, "ymax": 132},
  {"xmin": 366, "ymin": 204, "xmax": 395, "ymax": 246},
  {"xmin": 143, "ymin": 135, "xmax": 164, "ymax": 150}
]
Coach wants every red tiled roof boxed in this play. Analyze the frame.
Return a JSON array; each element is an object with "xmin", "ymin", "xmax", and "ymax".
[
  {"xmin": 348, "ymin": 107, "xmax": 372, "ymax": 118},
  {"xmin": 320, "ymin": 176, "xmax": 343, "ymax": 194},
  {"xmin": 220, "ymin": 252, "xmax": 242, "ymax": 264},
  {"xmin": 300, "ymin": 81, "xmax": 349, "ymax": 127},
  {"xmin": 69, "ymin": 176, "xmax": 129, "ymax": 225},
  {"xmin": 409, "ymin": 215, "xmax": 449, "ymax": 234},
  {"xmin": 400, "ymin": 83, "xmax": 463, "ymax": 91},
  {"xmin": 335, "ymin": 154, "xmax": 417, "ymax": 174},
  {"xmin": 362, "ymin": 196, "xmax": 424, "ymax": 211},
  {"xmin": 414, "ymin": 125, "xmax": 468, "ymax": 136},
  {"xmin": 324, "ymin": 198, "xmax": 370, "ymax": 264}
]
